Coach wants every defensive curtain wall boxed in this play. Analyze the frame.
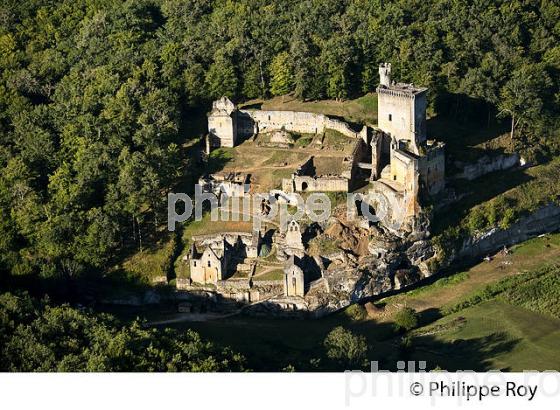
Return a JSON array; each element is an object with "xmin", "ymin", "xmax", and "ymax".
[{"xmin": 238, "ymin": 109, "xmax": 368, "ymax": 141}]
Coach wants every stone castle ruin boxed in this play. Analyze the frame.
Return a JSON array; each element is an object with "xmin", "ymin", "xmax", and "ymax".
[
  {"xmin": 183, "ymin": 63, "xmax": 446, "ymax": 315},
  {"xmin": 207, "ymin": 63, "xmax": 445, "ymax": 231},
  {"xmin": 208, "ymin": 96, "xmax": 368, "ymax": 149}
]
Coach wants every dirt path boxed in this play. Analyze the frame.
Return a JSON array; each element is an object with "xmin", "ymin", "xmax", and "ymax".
[{"xmin": 252, "ymin": 264, "xmax": 282, "ymax": 277}]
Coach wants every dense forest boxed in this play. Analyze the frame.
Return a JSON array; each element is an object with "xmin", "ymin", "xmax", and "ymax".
[
  {"xmin": 0, "ymin": 291, "xmax": 247, "ymax": 370},
  {"xmin": 0, "ymin": 0, "xmax": 559, "ymax": 370}
]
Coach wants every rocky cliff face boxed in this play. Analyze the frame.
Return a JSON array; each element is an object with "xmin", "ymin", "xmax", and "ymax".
[
  {"xmin": 289, "ymin": 203, "xmax": 560, "ymax": 317},
  {"xmin": 458, "ymin": 203, "xmax": 560, "ymax": 259},
  {"xmin": 100, "ymin": 204, "xmax": 560, "ymax": 319},
  {"xmin": 454, "ymin": 153, "xmax": 521, "ymax": 180}
]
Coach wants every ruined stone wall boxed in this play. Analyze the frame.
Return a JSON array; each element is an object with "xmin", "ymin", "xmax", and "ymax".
[
  {"xmin": 390, "ymin": 148, "xmax": 417, "ymax": 189},
  {"xmin": 420, "ymin": 143, "xmax": 445, "ymax": 195},
  {"xmin": 292, "ymin": 175, "xmax": 349, "ymax": 192},
  {"xmin": 455, "ymin": 153, "xmax": 521, "ymax": 181},
  {"xmin": 240, "ymin": 109, "xmax": 361, "ymax": 139},
  {"xmin": 242, "ymin": 110, "xmax": 325, "ymax": 134},
  {"xmin": 371, "ymin": 132, "xmax": 384, "ymax": 180},
  {"xmin": 217, "ymin": 279, "xmax": 251, "ymax": 290},
  {"xmin": 324, "ymin": 117, "xmax": 361, "ymax": 139},
  {"xmin": 193, "ymin": 232, "xmax": 253, "ymax": 247},
  {"xmin": 343, "ymin": 138, "xmax": 368, "ymax": 181}
]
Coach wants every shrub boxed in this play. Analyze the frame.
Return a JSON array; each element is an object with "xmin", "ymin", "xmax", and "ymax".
[
  {"xmin": 393, "ymin": 307, "xmax": 419, "ymax": 332},
  {"xmin": 345, "ymin": 304, "xmax": 367, "ymax": 321},
  {"xmin": 323, "ymin": 326, "xmax": 368, "ymax": 368},
  {"xmin": 467, "ymin": 208, "xmax": 487, "ymax": 233}
]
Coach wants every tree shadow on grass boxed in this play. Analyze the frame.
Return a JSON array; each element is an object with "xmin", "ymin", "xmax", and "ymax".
[
  {"xmin": 429, "ymin": 92, "xmax": 510, "ymax": 163},
  {"xmin": 411, "ymin": 331, "xmax": 519, "ymax": 371},
  {"xmin": 430, "ymin": 167, "xmax": 534, "ymax": 235}
]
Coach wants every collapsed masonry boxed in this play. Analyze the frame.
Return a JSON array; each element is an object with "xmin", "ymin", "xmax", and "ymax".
[{"xmin": 198, "ymin": 171, "xmax": 250, "ymax": 198}]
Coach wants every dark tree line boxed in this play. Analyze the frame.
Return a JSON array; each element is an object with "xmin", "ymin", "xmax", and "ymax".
[{"xmin": 0, "ymin": 292, "xmax": 246, "ymax": 371}]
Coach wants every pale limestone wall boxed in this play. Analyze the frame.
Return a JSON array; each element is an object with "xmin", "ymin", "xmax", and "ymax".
[
  {"xmin": 371, "ymin": 132, "xmax": 384, "ymax": 179},
  {"xmin": 324, "ymin": 117, "xmax": 361, "ymax": 139},
  {"xmin": 208, "ymin": 113, "xmax": 236, "ymax": 147},
  {"xmin": 242, "ymin": 109, "xmax": 326, "ymax": 134},
  {"xmin": 209, "ymin": 97, "xmax": 364, "ymax": 149},
  {"xmin": 420, "ymin": 144, "xmax": 445, "ymax": 195},
  {"xmin": 193, "ymin": 232, "xmax": 253, "ymax": 247},
  {"xmin": 343, "ymin": 138, "xmax": 368, "ymax": 181},
  {"xmin": 390, "ymin": 148, "xmax": 416, "ymax": 189},
  {"xmin": 285, "ymin": 220, "xmax": 304, "ymax": 250},
  {"xmin": 213, "ymin": 96, "xmax": 236, "ymax": 113},
  {"xmin": 377, "ymin": 90, "xmax": 427, "ymax": 153},
  {"xmin": 284, "ymin": 266, "xmax": 305, "ymax": 297},
  {"xmin": 282, "ymin": 177, "xmax": 295, "ymax": 193},
  {"xmin": 240, "ymin": 109, "xmax": 361, "ymax": 139},
  {"xmin": 292, "ymin": 175, "xmax": 349, "ymax": 192},
  {"xmin": 190, "ymin": 248, "xmax": 223, "ymax": 284},
  {"xmin": 216, "ymin": 279, "xmax": 250, "ymax": 290},
  {"xmin": 456, "ymin": 153, "xmax": 520, "ymax": 181}
]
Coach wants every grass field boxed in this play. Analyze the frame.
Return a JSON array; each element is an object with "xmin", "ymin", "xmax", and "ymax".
[{"xmin": 411, "ymin": 300, "xmax": 560, "ymax": 371}]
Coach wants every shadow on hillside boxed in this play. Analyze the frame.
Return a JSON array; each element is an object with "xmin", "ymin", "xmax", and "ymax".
[
  {"xmin": 241, "ymin": 102, "xmax": 263, "ymax": 110},
  {"xmin": 418, "ymin": 307, "xmax": 443, "ymax": 325},
  {"xmin": 411, "ymin": 332, "xmax": 519, "ymax": 371},
  {"xmin": 431, "ymin": 167, "xmax": 534, "ymax": 234},
  {"xmin": 429, "ymin": 92, "xmax": 510, "ymax": 164}
]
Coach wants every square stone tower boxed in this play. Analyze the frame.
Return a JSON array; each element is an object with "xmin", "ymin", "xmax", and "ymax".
[
  {"xmin": 208, "ymin": 96, "xmax": 238, "ymax": 148},
  {"xmin": 376, "ymin": 64, "xmax": 427, "ymax": 155}
]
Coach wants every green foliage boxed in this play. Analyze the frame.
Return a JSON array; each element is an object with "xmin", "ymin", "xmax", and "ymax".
[
  {"xmin": 393, "ymin": 307, "xmax": 420, "ymax": 332},
  {"xmin": 433, "ymin": 159, "xmax": 560, "ymax": 260},
  {"xmin": 344, "ymin": 304, "xmax": 367, "ymax": 321},
  {"xmin": 443, "ymin": 265, "xmax": 560, "ymax": 317},
  {"xmin": 323, "ymin": 326, "xmax": 368, "ymax": 368},
  {"xmin": 269, "ymin": 52, "xmax": 293, "ymax": 97},
  {"xmin": 0, "ymin": 292, "xmax": 246, "ymax": 371},
  {"xmin": 500, "ymin": 267, "xmax": 560, "ymax": 318},
  {"xmin": 206, "ymin": 53, "xmax": 239, "ymax": 99}
]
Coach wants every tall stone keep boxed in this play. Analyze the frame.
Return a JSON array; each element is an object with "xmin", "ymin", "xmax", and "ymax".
[{"xmin": 376, "ymin": 64, "xmax": 427, "ymax": 155}]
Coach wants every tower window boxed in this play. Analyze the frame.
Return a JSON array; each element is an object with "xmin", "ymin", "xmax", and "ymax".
[
  {"xmin": 388, "ymin": 114, "xmax": 392, "ymax": 121},
  {"xmin": 207, "ymin": 260, "xmax": 211, "ymax": 267}
]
